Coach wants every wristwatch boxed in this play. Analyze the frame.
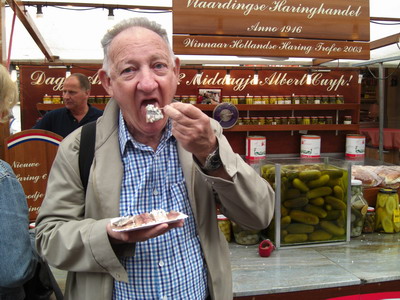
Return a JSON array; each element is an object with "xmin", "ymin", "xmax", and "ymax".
[{"xmin": 201, "ymin": 146, "xmax": 222, "ymax": 171}]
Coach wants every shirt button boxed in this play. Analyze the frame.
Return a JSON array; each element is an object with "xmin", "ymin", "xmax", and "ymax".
[
  {"xmin": 153, "ymin": 189, "xmax": 159, "ymax": 195},
  {"xmin": 159, "ymin": 260, "xmax": 164, "ymax": 267}
]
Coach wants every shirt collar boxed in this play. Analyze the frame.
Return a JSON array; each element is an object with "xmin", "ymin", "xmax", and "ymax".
[{"xmin": 118, "ymin": 111, "xmax": 173, "ymax": 155}]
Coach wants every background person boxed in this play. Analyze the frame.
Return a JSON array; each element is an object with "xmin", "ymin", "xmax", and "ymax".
[
  {"xmin": 33, "ymin": 73, "xmax": 103, "ymax": 138},
  {"xmin": 0, "ymin": 63, "xmax": 39, "ymax": 299},
  {"xmin": 35, "ymin": 17, "xmax": 275, "ymax": 300}
]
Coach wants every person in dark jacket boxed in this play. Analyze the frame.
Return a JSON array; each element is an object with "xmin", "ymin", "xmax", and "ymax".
[{"xmin": 33, "ymin": 73, "xmax": 103, "ymax": 137}]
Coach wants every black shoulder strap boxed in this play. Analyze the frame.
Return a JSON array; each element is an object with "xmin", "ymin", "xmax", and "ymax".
[{"xmin": 79, "ymin": 121, "xmax": 97, "ymax": 193}]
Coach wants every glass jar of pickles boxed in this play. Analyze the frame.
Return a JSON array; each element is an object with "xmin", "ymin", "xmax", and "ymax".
[
  {"xmin": 262, "ymin": 96, "xmax": 269, "ymax": 104},
  {"xmin": 303, "ymin": 116, "xmax": 311, "ymax": 125},
  {"xmin": 318, "ymin": 116, "xmax": 326, "ymax": 124},
  {"xmin": 251, "ymin": 117, "xmax": 259, "ymax": 125},
  {"xmin": 218, "ymin": 215, "xmax": 232, "ymax": 242},
  {"xmin": 274, "ymin": 117, "xmax": 281, "ymax": 125},
  {"xmin": 284, "ymin": 95, "xmax": 292, "ymax": 104},
  {"xmin": 246, "ymin": 95, "xmax": 254, "ymax": 104},
  {"xmin": 277, "ymin": 96, "xmax": 285, "ymax": 105},
  {"xmin": 266, "ymin": 117, "xmax": 273, "ymax": 125},
  {"xmin": 326, "ymin": 116, "xmax": 333, "ymax": 124},
  {"xmin": 362, "ymin": 207, "xmax": 375, "ymax": 233},
  {"xmin": 269, "ymin": 96, "xmax": 277, "ymax": 104},
  {"xmin": 288, "ymin": 117, "xmax": 296, "ymax": 125},
  {"xmin": 230, "ymin": 96, "xmax": 238, "ymax": 105},
  {"xmin": 300, "ymin": 95, "xmax": 307, "ymax": 104},
  {"xmin": 336, "ymin": 95, "xmax": 344, "ymax": 104},
  {"xmin": 314, "ymin": 95, "xmax": 321, "ymax": 104},
  {"xmin": 344, "ymin": 116, "xmax": 352, "ymax": 124},
  {"xmin": 238, "ymin": 96, "xmax": 246, "ymax": 104},
  {"xmin": 253, "ymin": 96, "xmax": 263, "ymax": 104},
  {"xmin": 306, "ymin": 95, "xmax": 314, "ymax": 104},
  {"xmin": 222, "ymin": 96, "xmax": 231, "ymax": 103},
  {"xmin": 321, "ymin": 95, "xmax": 329, "ymax": 104},
  {"xmin": 232, "ymin": 221, "xmax": 260, "ymax": 245},
  {"xmin": 375, "ymin": 188, "xmax": 400, "ymax": 233},
  {"xmin": 295, "ymin": 116, "xmax": 303, "ymax": 124},
  {"xmin": 311, "ymin": 116, "xmax": 319, "ymax": 124},
  {"xmin": 292, "ymin": 95, "xmax": 300, "ymax": 104},
  {"xmin": 350, "ymin": 179, "xmax": 368, "ymax": 237},
  {"xmin": 329, "ymin": 95, "xmax": 336, "ymax": 104}
]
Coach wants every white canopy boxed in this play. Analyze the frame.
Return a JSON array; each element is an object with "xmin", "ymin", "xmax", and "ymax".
[{"xmin": 4, "ymin": 0, "xmax": 400, "ymax": 67}]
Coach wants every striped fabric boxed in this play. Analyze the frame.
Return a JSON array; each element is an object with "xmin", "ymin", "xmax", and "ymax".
[{"xmin": 113, "ymin": 113, "xmax": 208, "ymax": 300}]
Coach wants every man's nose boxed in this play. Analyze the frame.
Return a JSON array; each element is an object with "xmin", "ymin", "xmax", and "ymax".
[{"xmin": 137, "ymin": 69, "xmax": 157, "ymax": 92}]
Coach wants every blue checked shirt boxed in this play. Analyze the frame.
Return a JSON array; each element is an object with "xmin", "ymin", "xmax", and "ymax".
[{"xmin": 113, "ymin": 113, "xmax": 208, "ymax": 300}]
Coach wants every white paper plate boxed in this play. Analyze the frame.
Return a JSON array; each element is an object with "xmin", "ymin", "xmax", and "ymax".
[{"xmin": 110, "ymin": 213, "xmax": 188, "ymax": 232}]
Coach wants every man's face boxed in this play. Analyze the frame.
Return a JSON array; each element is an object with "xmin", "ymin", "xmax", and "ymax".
[
  {"xmin": 99, "ymin": 26, "xmax": 180, "ymax": 139},
  {"xmin": 62, "ymin": 76, "xmax": 89, "ymax": 112}
]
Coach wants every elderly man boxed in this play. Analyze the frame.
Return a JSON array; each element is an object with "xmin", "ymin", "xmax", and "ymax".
[{"xmin": 35, "ymin": 18, "xmax": 275, "ymax": 300}]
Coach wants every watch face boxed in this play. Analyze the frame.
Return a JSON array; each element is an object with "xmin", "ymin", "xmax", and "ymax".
[{"xmin": 212, "ymin": 103, "xmax": 239, "ymax": 129}]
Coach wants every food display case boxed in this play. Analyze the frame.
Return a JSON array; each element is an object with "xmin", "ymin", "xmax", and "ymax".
[{"xmin": 261, "ymin": 157, "xmax": 351, "ymax": 248}]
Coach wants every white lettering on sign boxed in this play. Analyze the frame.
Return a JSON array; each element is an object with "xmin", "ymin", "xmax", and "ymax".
[
  {"xmin": 184, "ymin": 0, "xmax": 362, "ymax": 18},
  {"xmin": 15, "ymin": 174, "xmax": 42, "ymax": 184},
  {"xmin": 181, "ymin": 71, "xmax": 355, "ymax": 92},
  {"xmin": 30, "ymin": 71, "xmax": 102, "ymax": 91},
  {"xmin": 26, "ymin": 191, "xmax": 44, "ymax": 202},
  {"xmin": 13, "ymin": 161, "xmax": 40, "ymax": 168}
]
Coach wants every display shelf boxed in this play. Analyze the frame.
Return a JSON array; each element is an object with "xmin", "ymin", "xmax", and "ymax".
[
  {"xmin": 225, "ymin": 124, "xmax": 359, "ymax": 132},
  {"xmin": 37, "ymin": 103, "xmax": 360, "ymax": 111},
  {"xmin": 37, "ymin": 103, "xmax": 106, "ymax": 110},
  {"xmin": 195, "ymin": 103, "xmax": 359, "ymax": 111}
]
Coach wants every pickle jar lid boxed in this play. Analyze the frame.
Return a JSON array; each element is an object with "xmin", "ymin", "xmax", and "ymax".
[
  {"xmin": 379, "ymin": 188, "xmax": 397, "ymax": 194},
  {"xmin": 351, "ymin": 179, "xmax": 362, "ymax": 186}
]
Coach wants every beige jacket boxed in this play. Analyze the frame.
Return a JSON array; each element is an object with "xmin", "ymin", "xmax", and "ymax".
[{"xmin": 35, "ymin": 99, "xmax": 275, "ymax": 300}]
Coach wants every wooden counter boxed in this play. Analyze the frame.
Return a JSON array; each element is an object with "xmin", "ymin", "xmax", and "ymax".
[{"xmin": 231, "ymin": 233, "xmax": 400, "ymax": 299}]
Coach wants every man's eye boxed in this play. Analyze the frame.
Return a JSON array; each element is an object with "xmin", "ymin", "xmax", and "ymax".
[
  {"xmin": 121, "ymin": 67, "xmax": 135, "ymax": 74},
  {"xmin": 154, "ymin": 63, "xmax": 167, "ymax": 70}
]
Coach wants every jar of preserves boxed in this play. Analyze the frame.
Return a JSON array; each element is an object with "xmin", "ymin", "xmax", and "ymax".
[
  {"xmin": 326, "ymin": 116, "xmax": 333, "ymax": 124},
  {"xmin": 362, "ymin": 207, "xmax": 375, "ymax": 233},
  {"xmin": 277, "ymin": 96, "xmax": 285, "ymax": 105},
  {"xmin": 295, "ymin": 116, "xmax": 303, "ymax": 124},
  {"xmin": 328, "ymin": 95, "xmax": 336, "ymax": 104},
  {"xmin": 238, "ymin": 117, "xmax": 244, "ymax": 125},
  {"xmin": 253, "ymin": 96, "xmax": 263, "ymax": 104},
  {"xmin": 321, "ymin": 95, "xmax": 329, "ymax": 104},
  {"xmin": 314, "ymin": 95, "xmax": 321, "ymax": 104},
  {"xmin": 243, "ymin": 117, "xmax": 251, "ymax": 125},
  {"xmin": 318, "ymin": 116, "xmax": 326, "ymax": 124},
  {"xmin": 375, "ymin": 188, "xmax": 400, "ymax": 233},
  {"xmin": 284, "ymin": 95, "xmax": 292, "ymax": 104},
  {"xmin": 251, "ymin": 117, "xmax": 259, "ymax": 125},
  {"xmin": 266, "ymin": 117, "xmax": 273, "ymax": 125},
  {"xmin": 189, "ymin": 95, "xmax": 197, "ymax": 104},
  {"xmin": 344, "ymin": 116, "xmax": 352, "ymax": 124},
  {"xmin": 288, "ymin": 117, "xmax": 296, "ymax": 125},
  {"xmin": 222, "ymin": 96, "xmax": 231, "ymax": 103},
  {"xmin": 336, "ymin": 95, "xmax": 344, "ymax": 104},
  {"xmin": 174, "ymin": 95, "xmax": 181, "ymax": 102},
  {"xmin": 350, "ymin": 179, "xmax": 368, "ymax": 237},
  {"xmin": 230, "ymin": 96, "xmax": 238, "ymax": 105},
  {"xmin": 311, "ymin": 116, "xmax": 319, "ymax": 124},
  {"xmin": 306, "ymin": 95, "xmax": 314, "ymax": 104},
  {"xmin": 218, "ymin": 215, "xmax": 232, "ymax": 242},
  {"xmin": 269, "ymin": 96, "xmax": 277, "ymax": 104},
  {"xmin": 181, "ymin": 95, "xmax": 189, "ymax": 103},
  {"xmin": 258, "ymin": 117, "xmax": 265, "ymax": 125},
  {"xmin": 232, "ymin": 221, "xmax": 260, "ymax": 245},
  {"xmin": 274, "ymin": 117, "xmax": 281, "ymax": 125},
  {"xmin": 280, "ymin": 116, "xmax": 288, "ymax": 124},
  {"xmin": 303, "ymin": 116, "xmax": 311, "ymax": 125},
  {"xmin": 246, "ymin": 95, "xmax": 254, "ymax": 104},
  {"xmin": 52, "ymin": 95, "xmax": 62, "ymax": 104},
  {"xmin": 292, "ymin": 95, "xmax": 300, "ymax": 104},
  {"xmin": 238, "ymin": 96, "xmax": 246, "ymax": 104},
  {"xmin": 300, "ymin": 95, "xmax": 307, "ymax": 104},
  {"xmin": 262, "ymin": 96, "xmax": 269, "ymax": 104}
]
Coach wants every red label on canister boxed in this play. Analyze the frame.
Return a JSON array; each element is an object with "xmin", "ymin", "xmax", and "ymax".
[
  {"xmin": 300, "ymin": 135, "xmax": 321, "ymax": 158},
  {"xmin": 346, "ymin": 134, "xmax": 365, "ymax": 158},
  {"xmin": 246, "ymin": 136, "xmax": 266, "ymax": 160}
]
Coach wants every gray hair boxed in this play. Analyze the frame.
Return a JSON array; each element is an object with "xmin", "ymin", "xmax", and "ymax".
[
  {"xmin": 0, "ymin": 64, "xmax": 18, "ymax": 123},
  {"xmin": 101, "ymin": 17, "xmax": 175, "ymax": 74}
]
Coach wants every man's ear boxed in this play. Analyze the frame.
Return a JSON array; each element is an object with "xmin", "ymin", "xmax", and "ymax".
[{"xmin": 99, "ymin": 69, "xmax": 113, "ymax": 97}]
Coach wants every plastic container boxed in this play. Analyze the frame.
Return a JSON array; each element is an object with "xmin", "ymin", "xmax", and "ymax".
[
  {"xmin": 375, "ymin": 188, "xmax": 400, "ymax": 233},
  {"xmin": 350, "ymin": 179, "xmax": 368, "ymax": 237}
]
